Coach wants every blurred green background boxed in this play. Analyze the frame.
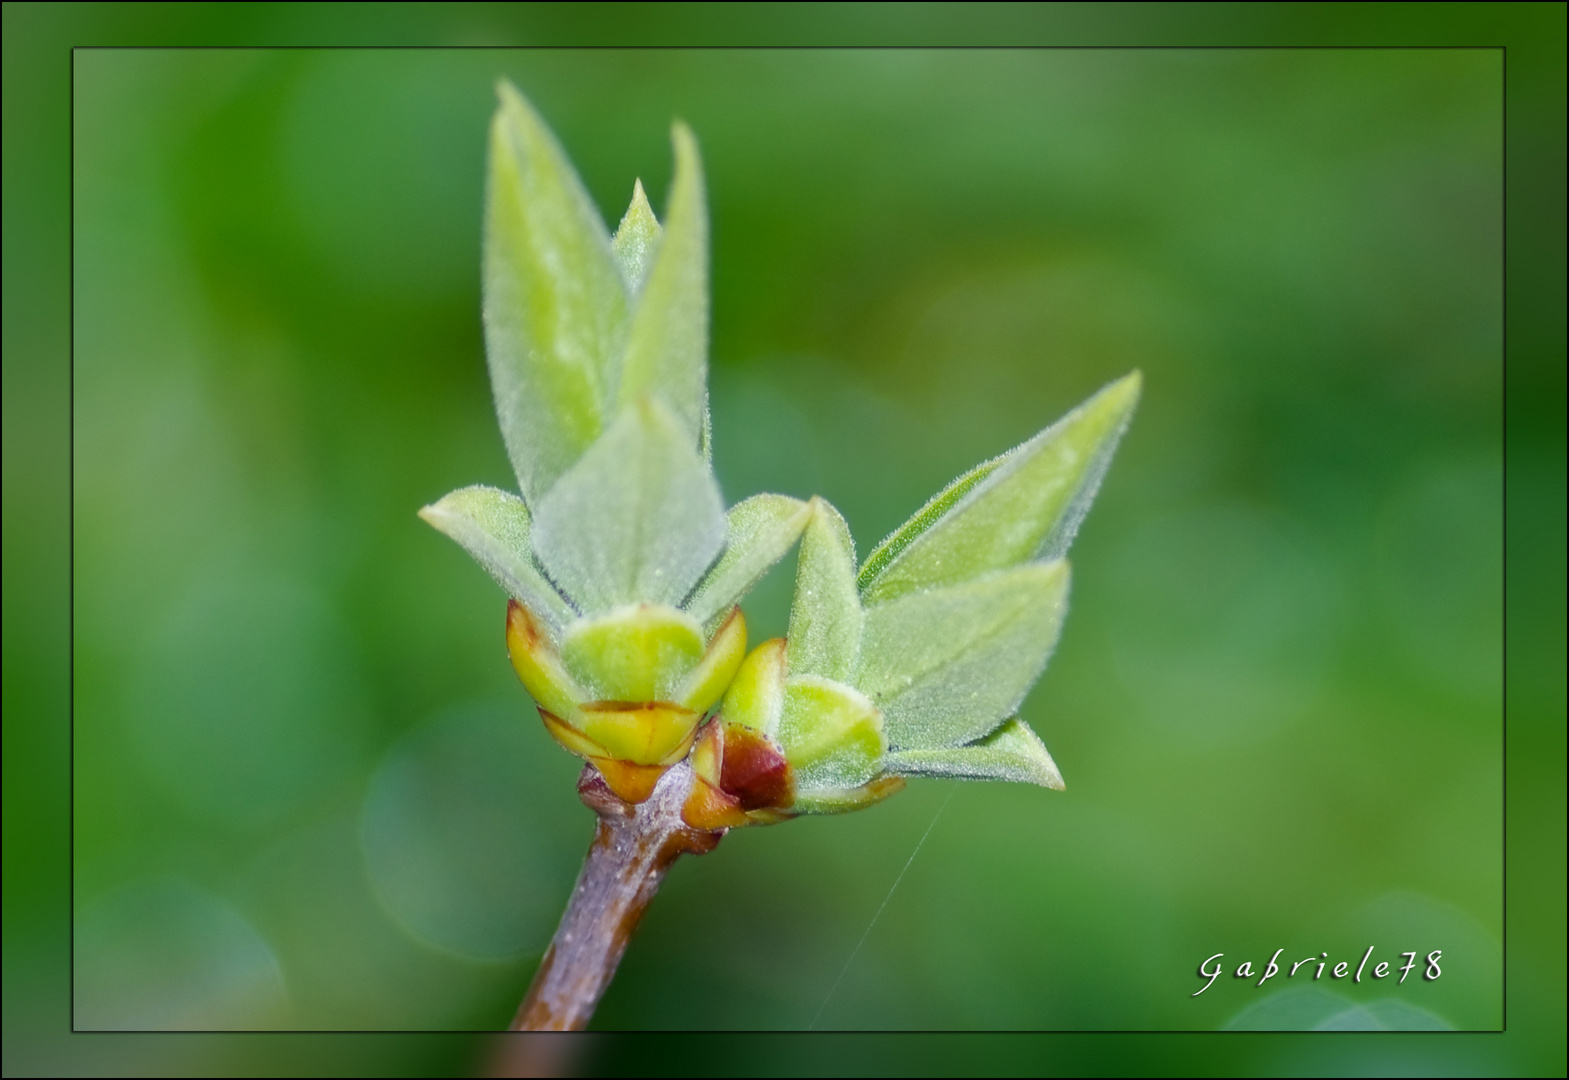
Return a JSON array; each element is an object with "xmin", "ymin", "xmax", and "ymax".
[
  {"xmin": 6, "ymin": 3, "xmax": 1565, "ymax": 1077},
  {"xmin": 71, "ymin": 41, "xmax": 1504, "ymax": 1024}
]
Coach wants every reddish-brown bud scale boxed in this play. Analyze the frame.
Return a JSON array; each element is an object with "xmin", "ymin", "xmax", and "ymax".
[{"xmin": 719, "ymin": 724, "xmax": 795, "ymax": 811}]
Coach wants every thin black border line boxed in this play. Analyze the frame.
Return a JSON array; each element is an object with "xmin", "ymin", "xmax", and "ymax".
[{"xmin": 63, "ymin": 41, "xmax": 1511, "ymax": 1037}]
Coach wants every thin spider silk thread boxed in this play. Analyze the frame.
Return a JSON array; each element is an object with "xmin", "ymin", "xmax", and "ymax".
[{"xmin": 808, "ymin": 787, "xmax": 956, "ymax": 1030}]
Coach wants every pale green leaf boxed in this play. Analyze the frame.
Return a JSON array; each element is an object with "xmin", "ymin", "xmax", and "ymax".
[
  {"xmin": 720, "ymin": 638, "xmax": 787, "ymax": 738},
  {"xmin": 685, "ymin": 495, "xmax": 813, "ymax": 632},
  {"xmin": 858, "ymin": 560, "xmax": 1070, "ymax": 749},
  {"xmin": 786, "ymin": 499, "xmax": 862, "ymax": 682},
  {"xmin": 776, "ymin": 675, "xmax": 884, "ymax": 791},
  {"xmin": 885, "ymin": 717, "xmax": 1065, "ymax": 789},
  {"xmin": 417, "ymin": 485, "xmax": 574, "ymax": 632},
  {"xmin": 531, "ymin": 398, "xmax": 726, "ymax": 613},
  {"xmin": 789, "ymin": 778, "xmax": 902, "ymax": 815},
  {"xmin": 615, "ymin": 123, "xmax": 708, "ymax": 446},
  {"xmin": 611, "ymin": 179, "xmax": 661, "ymax": 292},
  {"xmin": 484, "ymin": 82, "xmax": 630, "ymax": 505},
  {"xmin": 860, "ymin": 372, "xmax": 1140, "ymax": 603},
  {"xmin": 789, "ymin": 789, "xmax": 872, "ymax": 815},
  {"xmin": 561, "ymin": 604, "xmax": 705, "ymax": 702},
  {"xmin": 854, "ymin": 457, "xmax": 1004, "ymax": 595}
]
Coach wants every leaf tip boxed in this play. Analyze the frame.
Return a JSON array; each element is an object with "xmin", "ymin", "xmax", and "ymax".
[
  {"xmin": 1019, "ymin": 718, "xmax": 1067, "ymax": 790},
  {"xmin": 668, "ymin": 120, "xmax": 705, "ymax": 200},
  {"xmin": 1073, "ymin": 372, "xmax": 1142, "ymax": 443},
  {"xmin": 628, "ymin": 177, "xmax": 654, "ymax": 216},
  {"xmin": 1033, "ymin": 750, "xmax": 1067, "ymax": 791},
  {"xmin": 416, "ymin": 494, "xmax": 465, "ymax": 532},
  {"xmin": 1104, "ymin": 369, "xmax": 1143, "ymax": 411},
  {"xmin": 613, "ymin": 179, "xmax": 662, "ymax": 290},
  {"xmin": 670, "ymin": 118, "xmax": 698, "ymax": 154},
  {"xmin": 493, "ymin": 77, "xmax": 533, "ymax": 120}
]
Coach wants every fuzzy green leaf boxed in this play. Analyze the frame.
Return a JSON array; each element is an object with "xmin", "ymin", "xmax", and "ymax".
[
  {"xmin": 484, "ymin": 82, "xmax": 631, "ymax": 506},
  {"xmin": 858, "ymin": 561, "xmax": 1070, "ymax": 749},
  {"xmin": 885, "ymin": 717, "xmax": 1065, "ymax": 789},
  {"xmin": 788, "ymin": 789, "xmax": 868, "ymax": 815},
  {"xmin": 417, "ymin": 485, "xmax": 574, "ymax": 632},
  {"xmin": 786, "ymin": 499, "xmax": 863, "ymax": 682},
  {"xmin": 531, "ymin": 398, "xmax": 726, "ymax": 613},
  {"xmin": 561, "ymin": 604, "xmax": 705, "ymax": 702},
  {"xmin": 777, "ymin": 675, "xmax": 884, "ymax": 791},
  {"xmin": 615, "ymin": 123, "xmax": 709, "ymax": 448},
  {"xmin": 859, "ymin": 372, "xmax": 1140, "ymax": 603},
  {"xmin": 721, "ymin": 639, "xmax": 787, "ymax": 738},
  {"xmin": 853, "ymin": 458, "xmax": 1004, "ymax": 595},
  {"xmin": 789, "ymin": 781, "xmax": 901, "ymax": 816},
  {"xmin": 611, "ymin": 179, "xmax": 661, "ymax": 293},
  {"xmin": 685, "ymin": 495, "xmax": 813, "ymax": 631}
]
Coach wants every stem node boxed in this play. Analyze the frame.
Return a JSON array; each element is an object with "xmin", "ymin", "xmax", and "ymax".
[{"xmin": 511, "ymin": 761, "xmax": 720, "ymax": 1030}]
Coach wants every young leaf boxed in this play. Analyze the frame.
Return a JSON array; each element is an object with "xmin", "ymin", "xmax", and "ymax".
[
  {"xmin": 858, "ymin": 560, "xmax": 1070, "ymax": 749},
  {"xmin": 854, "ymin": 458, "xmax": 1005, "ymax": 598},
  {"xmin": 786, "ymin": 499, "xmax": 863, "ymax": 683},
  {"xmin": 484, "ymin": 81, "xmax": 630, "ymax": 506},
  {"xmin": 531, "ymin": 398, "xmax": 726, "ymax": 613},
  {"xmin": 684, "ymin": 495, "xmax": 813, "ymax": 632},
  {"xmin": 506, "ymin": 599, "xmax": 591, "ymax": 717},
  {"xmin": 610, "ymin": 179, "xmax": 661, "ymax": 292},
  {"xmin": 789, "ymin": 776, "xmax": 906, "ymax": 815},
  {"xmin": 561, "ymin": 604, "xmax": 706, "ymax": 703},
  {"xmin": 885, "ymin": 717, "xmax": 1065, "ymax": 790},
  {"xmin": 575, "ymin": 702, "xmax": 700, "ymax": 768},
  {"xmin": 418, "ymin": 485, "xmax": 575, "ymax": 631},
  {"xmin": 776, "ymin": 676, "xmax": 884, "ymax": 791},
  {"xmin": 720, "ymin": 638, "xmax": 787, "ymax": 738},
  {"xmin": 615, "ymin": 123, "xmax": 709, "ymax": 449},
  {"xmin": 674, "ymin": 608, "xmax": 748, "ymax": 714},
  {"xmin": 859, "ymin": 372, "xmax": 1140, "ymax": 604}
]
